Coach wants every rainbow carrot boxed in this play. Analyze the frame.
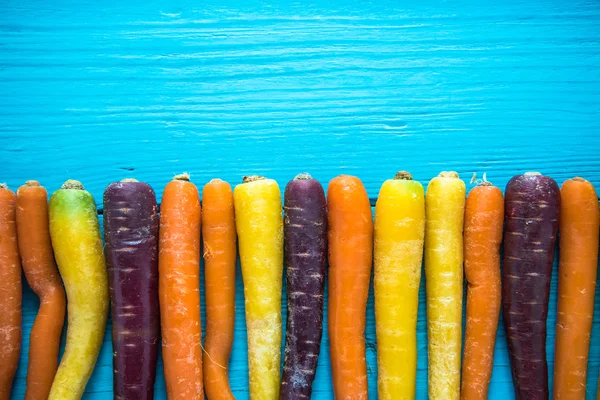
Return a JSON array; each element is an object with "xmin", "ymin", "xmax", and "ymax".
[
  {"xmin": 159, "ymin": 173, "xmax": 203, "ymax": 399},
  {"xmin": 374, "ymin": 171, "xmax": 425, "ymax": 400},
  {"xmin": 553, "ymin": 177, "xmax": 599, "ymax": 398},
  {"xmin": 425, "ymin": 171, "xmax": 466, "ymax": 400},
  {"xmin": 16, "ymin": 181, "xmax": 66, "ymax": 400},
  {"xmin": 48, "ymin": 180, "xmax": 109, "ymax": 400},
  {"xmin": 0, "ymin": 183, "xmax": 21, "ymax": 400},
  {"xmin": 234, "ymin": 176, "xmax": 283, "ymax": 400},
  {"xmin": 202, "ymin": 179, "xmax": 236, "ymax": 400},
  {"xmin": 328, "ymin": 174, "xmax": 373, "ymax": 400},
  {"xmin": 461, "ymin": 179, "xmax": 504, "ymax": 400}
]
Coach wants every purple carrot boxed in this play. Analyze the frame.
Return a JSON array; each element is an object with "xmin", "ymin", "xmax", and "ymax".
[
  {"xmin": 103, "ymin": 179, "xmax": 160, "ymax": 400},
  {"xmin": 280, "ymin": 173, "xmax": 327, "ymax": 400},
  {"xmin": 502, "ymin": 172, "xmax": 560, "ymax": 400}
]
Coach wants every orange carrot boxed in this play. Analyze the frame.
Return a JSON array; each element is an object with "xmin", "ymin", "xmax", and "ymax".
[
  {"xmin": 202, "ymin": 179, "xmax": 236, "ymax": 400},
  {"xmin": 461, "ymin": 180, "xmax": 504, "ymax": 400},
  {"xmin": 553, "ymin": 177, "xmax": 599, "ymax": 399},
  {"xmin": 16, "ymin": 181, "xmax": 66, "ymax": 400},
  {"xmin": 0, "ymin": 183, "xmax": 22, "ymax": 400},
  {"xmin": 327, "ymin": 174, "xmax": 373, "ymax": 400},
  {"xmin": 159, "ymin": 173, "xmax": 203, "ymax": 399}
]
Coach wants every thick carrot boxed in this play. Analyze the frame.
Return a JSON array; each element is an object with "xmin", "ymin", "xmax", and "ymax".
[
  {"xmin": 460, "ymin": 180, "xmax": 504, "ymax": 400},
  {"xmin": 104, "ymin": 179, "xmax": 160, "ymax": 400},
  {"xmin": 16, "ymin": 181, "xmax": 66, "ymax": 400},
  {"xmin": 234, "ymin": 175, "xmax": 283, "ymax": 400},
  {"xmin": 159, "ymin": 173, "xmax": 203, "ymax": 399},
  {"xmin": 48, "ymin": 179, "xmax": 109, "ymax": 400},
  {"xmin": 202, "ymin": 178, "xmax": 236, "ymax": 400},
  {"xmin": 328, "ymin": 174, "xmax": 373, "ymax": 400},
  {"xmin": 502, "ymin": 172, "xmax": 560, "ymax": 400},
  {"xmin": 280, "ymin": 173, "xmax": 328, "ymax": 400},
  {"xmin": 0, "ymin": 183, "xmax": 21, "ymax": 400},
  {"xmin": 425, "ymin": 171, "xmax": 466, "ymax": 400},
  {"xmin": 553, "ymin": 177, "xmax": 599, "ymax": 399},
  {"xmin": 374, "ymin": 171, "xmax": 425, "ymax": 400}
]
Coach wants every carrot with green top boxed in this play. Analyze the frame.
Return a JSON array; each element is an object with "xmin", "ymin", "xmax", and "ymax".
[
  {"xmin": 461, "ymin": 176, "xmax": 504, "ymax": 400},
  {"xmin": 16, "ymin": 181, "xmax": 66, "ymax": 400},
  {"xmin": 328, "ymin": 174, "xmax": 373, "ymax": 400},
  {"xmin": 0, "ymin": 183, "xmax": 21, "ymax": 400},
  {"xmin": 48, "ymin": 180, "xmax": 109, "ymax": 400},
  {"xmin": 374, "ymin": 171, "xmax": 424, "ymax": 400},
  {"xmin": 159, "ymin": 173, "xmax": 203, "ymax": 399},
  {"xmin": 425, "ymin": 171, "xmax": 466, "ymax": 400},
  {"xmin": 553, "ymin": 177, "xmax": 599, "ymax": 399},
  {"xmin": 234, "ymin": 176, "xmax": 283, "ymax": 400},
  {"xmin": 202, "ymin": 178, "xmax": 236, "ymax": 400}
]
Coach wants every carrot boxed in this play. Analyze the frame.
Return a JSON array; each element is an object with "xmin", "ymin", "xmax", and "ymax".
[
  {"xmin": 425, "ymin": 171, "xmax": 466, "ymax": 400},
  {"xmin": 159, "ymin": 173, "xmax": 203, "ymax": 399},
  {"xmin": 502, "ymin": 172, "xmax": 560, "ymax": 400},
  {"xmin": 374, "ymin": 171, "xmax": 425, "ymax": 400},
  {"xmin": 553, "ymin": 177, "xmax": 599, "ymax": 399},
  {"xmin": 0, "ymin": 183, "xmax": 22, "ymax": 400},
  {"xmin": 202, "ymin": 178, "xmax": 236, "ymax": 400},
  {"xmin": 16, "ymin": 181, "xmax": 66, "ymax": 400},
  {"xmin": 280, "ymin": 173, "xmax": 328, "ymax": 400},
  {"xmin": 327, "ymin": 174, "xmax": 373, "ymax": 400},
  {"xmin": 104, "ymin": 179, "xmax": 160, "ymax": 400},
  {"xmin": 234, "ymin": 175, "xmax": 283, "ymax": 400},
  {"xmin": 460, "ymin": 178, "xmax": 504, "ymax": 400},
  {"xmin": 48, "ymin": 179, "xmax": 109, "ymax": 400}
]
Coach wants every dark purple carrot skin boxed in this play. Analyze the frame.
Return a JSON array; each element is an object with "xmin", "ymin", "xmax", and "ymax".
[
  {"xmin": 103, "ymin": 180, "xmax": 160, "ymax": 400},
  {"xmin": 502, "ymin": 173, "xmax": 560, "ymax": 400},
  {"xmin": 280, "ymin": 173, "xmax": 327, "ymax": 400}
]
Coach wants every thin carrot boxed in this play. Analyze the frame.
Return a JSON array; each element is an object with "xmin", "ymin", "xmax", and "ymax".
[
  {"xmin": 374, "ymin": 171, "xmax": 425, "ymax": 400},
  {"xmin": 234, "ymin": 175, "xmax": 283, "ymax": 400},
  {"xmin": 553, "ymin": 177, "xmax": 599, "ymax": 399},
  {"xmin": 0, "ymin": 183, "xmax": 21, "ymax": 400},
  {"xmin": 328, "ymin": 174, "xmax": 373, "ymax": 400},
  {"xmin": 425, "ymin": 171, "xmax": 466, "ymax": 400},
  {"xmin": 460, "ymin": 179, "xmax": 504, "ymax": 400},
  {"xmin": 202, "ymin": 179, "xmax": 236, "ymax": 400},
  {"xmin": 159, "ymin": 173, "xmax": 203, "ymax": 399},
  {"xmin": 16, "ymin": 181, "xmax": 66, "ymax": 400}
]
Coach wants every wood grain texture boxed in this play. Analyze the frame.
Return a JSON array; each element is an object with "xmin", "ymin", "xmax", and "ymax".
[{"xmin": 1, "ymin": 0, "xmax": 600, "ymax": 398}]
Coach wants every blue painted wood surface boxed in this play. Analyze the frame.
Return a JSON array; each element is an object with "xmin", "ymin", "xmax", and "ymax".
[{"xmin": 2, "ymin": 0, "xmax": 600, "ymax": 398}]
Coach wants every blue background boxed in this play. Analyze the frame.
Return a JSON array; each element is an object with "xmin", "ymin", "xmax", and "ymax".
[{"xmin": 2, "ymin": 0, "xmax": 600, "ymax": 398}]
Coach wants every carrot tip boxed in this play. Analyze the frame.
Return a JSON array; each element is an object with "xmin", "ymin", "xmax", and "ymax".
[
  {"xmin": 120, "ymin": 178, "xmax": 139, "ymax": 183},
  {"xmin": 61, "ymin": 179, "xmax": 84, "ymax": 190},
  {"xmin": 242, "ymin": 175, "xmax": 266, "ymax": 183},
  {"xmin": 294, "ymin": 172, "xmax": 313, "ymax": 180},
  {"xmin": 393, "ymin": 171, "xmax": 412, "ymax": 180},
  {"xmin": 439, "ymin": 171, "xmax": 459, "ymax": 179},
  {"xmin": 471, "ymin": 172, "xmax": 493, "ymax": 186},
  {"xmin": 0, "ymin": 182, "xmax": 7, "ymax": 189},
  {"xmin": 524, "ymin": 171, "xmax": 542, "ymax": 176},
  {"xmin": 174, "ymin": 172, "xmax": 191, "ymax": 181},
  {"xmin": 25, "ymin": 180, "xmax": 40, "ymax": 187}
]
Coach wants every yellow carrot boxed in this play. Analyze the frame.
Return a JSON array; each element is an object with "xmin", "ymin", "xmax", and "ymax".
[
  {"xmin": 374, "ymin": 171, "xmax": 425, "ymax": 400},
  {"xmin": 48, "ymin": 180, "xmax": 109, "ymax": 400},
  {"xmin": 425, "ymin": 171, "xmax": 465, "ymax": 400},
  {"xmin": 234, "ymin": 176, "xmax": 283, "ymax": 400}
]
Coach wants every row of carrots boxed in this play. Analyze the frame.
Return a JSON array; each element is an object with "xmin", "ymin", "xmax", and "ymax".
[{"xmin": 0, "ymin": 171, "xmax": 597, "ymax": 400}]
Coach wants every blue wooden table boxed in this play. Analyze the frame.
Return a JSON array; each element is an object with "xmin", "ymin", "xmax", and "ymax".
[{"xmin": 2, "ymin": 0, "xmax": 600, "ymax": 398}]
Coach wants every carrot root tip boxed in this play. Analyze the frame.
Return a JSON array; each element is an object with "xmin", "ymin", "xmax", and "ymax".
[
  {"xmin": 294, "ymin": 172, "xmax": 313, "ymax": 180},
  {"xmin": 439, "ymin": 171, "xmax": 459, "ymax": 179},
  {"xmin": 242, "ymin": 175, "xmax": 266, "ymax": 183},
  {"xmin": 393, "ymin": 171, "xmax": 413, "ymax": 180},
  {"xmin": 120, "ymin": 178, "xmax": 139, "ymax": 183},
  {"xmin": 0, "ymin": 182, "xmax": 7, "ymax": 189},
  {"xmin": 25, "ymin": 180, "xmax": 40, "ymax": 187},
  {"xmin": 173, "ymin": 172, "xmax": 191, "ymax": 181}
]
